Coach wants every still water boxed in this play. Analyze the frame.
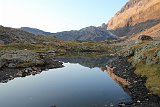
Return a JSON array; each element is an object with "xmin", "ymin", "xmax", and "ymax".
[{"xmin": 0, "ymin": 56, "xmax": 131, "ymax": 107}]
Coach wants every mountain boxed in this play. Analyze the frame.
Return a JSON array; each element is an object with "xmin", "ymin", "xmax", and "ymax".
[
  {"xmin": 107, "ymin": 0, "xmax": 160, "ymax": 39},
  {"xmin": 19, "ymin": 27, "xmax": 52, "ymax": 35},
  {"xmin": 52, "ymin": 26, "xmax": 117, "ymax": 42},
  {"xmin": 0, "ymin": 25, "xmax": 56, "ymax": 44},
  {"xmin": 19, "ymin": 26, "xmax": 117, "ymax": 42}
]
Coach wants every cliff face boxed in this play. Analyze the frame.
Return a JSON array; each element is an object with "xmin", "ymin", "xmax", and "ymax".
[{"xmin": 107, "ymin": 0, "xmax": 160, "ymax": 38}]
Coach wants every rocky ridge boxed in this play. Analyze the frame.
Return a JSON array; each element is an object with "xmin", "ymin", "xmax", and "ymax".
[
  {"xmin": 107, "ymin": 0, "xmax": 160, "ymax": 39},
  {"xmin": 52, "ymin": 26, "xmax": 117, "ymax": 42},
  {"xmin": 0, "ymin": 26, "xmax": 57, "ymax": 44}
]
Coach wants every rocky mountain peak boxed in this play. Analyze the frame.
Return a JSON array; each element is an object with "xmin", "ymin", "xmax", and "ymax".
[{"xmin": 107, "ymin": 0, "xmax": 160, "ymax": 38}]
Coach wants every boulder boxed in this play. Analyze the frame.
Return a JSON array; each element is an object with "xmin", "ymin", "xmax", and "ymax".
[{"xmin": 138, "ymin": 35, "xmax": 153, "ymax": 41}]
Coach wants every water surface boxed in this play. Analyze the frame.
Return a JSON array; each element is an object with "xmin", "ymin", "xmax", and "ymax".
[{"xmin": 0, "ymin": 56, "xmax": 131, "ymax": 107}]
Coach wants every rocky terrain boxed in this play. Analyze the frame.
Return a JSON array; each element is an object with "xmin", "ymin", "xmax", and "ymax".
[
  {"xmin": 0, "ymin": 0, "xmax": 160, "ymax": 106},
  {"xmin": 107, "ymin": 0, "xmax": 160, "ymax": 39},
  {"xmin": 120, "ymin": 41, "xmax": 160, "ymax": 65},
  {"xmin": 0, "ymin": 25, "xmax": 59, "ymax": 44},
  {"xmin": 0, "ymin": 50, "xmax": 63, "ymax": 83},
  {"xmin": 118, "ymin": 40, "xmax": 160, "ymax": 96},
  {"xmin": 108, "ymin": 57, "xmax": 160, "ymax": 107}
]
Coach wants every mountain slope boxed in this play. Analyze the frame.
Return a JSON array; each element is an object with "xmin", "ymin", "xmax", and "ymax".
[
  {"xmin": 107, "ymin": 0, "xmax": 160, "ymax": 38},
  {"xmin": 0, "ymin": 26, "xmax": 56, "ymax": 44},
  {"xmin": 52, "ymin": 26, "xmax": 117, "ymax": 42},
  {"xmin": 19, "ymin": 27, "xmax": 52, "ymax": 35},
  {"xmin": 20, "ymin": 26, "xmax": 117, "ymax": 42}
]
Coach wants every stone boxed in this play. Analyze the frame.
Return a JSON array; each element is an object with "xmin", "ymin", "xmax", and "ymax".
[
  {"xmin": 138, "ymin": 35, "xmax": 153, "ymax": 41},
  {"xmin": 118, "ymin": 103, "xmax": 126, "ymax": 106},
  {"xmin": 50, "ymin": 105, "xmax": 56, "ymax": 107},
  {"xmin": 137, "ymin": 100, "xmax": 141, "ymax": 103},
  {"xmin": 110, "ymin": 103, "xmax": 114, "ymax": 106},
  {"xmin": 8, "ymin": 63, "xmax": 16, "ymax": 68}
]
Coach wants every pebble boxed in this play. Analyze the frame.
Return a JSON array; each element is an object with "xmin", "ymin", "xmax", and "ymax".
[
  {"xmin": 137, "ymin": 100, "xmax": 141, "ymax": 103},
  {"xmin": 118, "ymin": 103, "xmax": 125, "ymax": 106},
  {"xmin": 110, "ymin": 103, "xmax": 114, "ymax": 106}
]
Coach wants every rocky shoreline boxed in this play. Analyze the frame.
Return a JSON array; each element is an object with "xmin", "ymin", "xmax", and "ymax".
[
  {"xmin": 0, "ymin": 50, "xmax": 63, "ymax": 83},
  {"xmin": 0, "ymin": 50, "xmax": 159, "ymax": 106},
  {"xmin": 109, "ymin": 57, "xmax": 160, "ymax": 107}
]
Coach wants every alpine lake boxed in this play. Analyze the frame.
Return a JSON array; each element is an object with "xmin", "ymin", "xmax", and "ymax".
[{"xmin": 0, "ymin": 53, "xmax": 131, "ymax": 107}]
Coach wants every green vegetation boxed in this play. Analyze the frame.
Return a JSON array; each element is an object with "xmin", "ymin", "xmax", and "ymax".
[
  {"xmin": 0, "ymin": 41, "xmax": 118, "ymax": 54},
  {"xmin": 56, "ymin": 52, "xmax": 111, "ymax": 59},
  {"xmin": 0, "ymin": 43, "xmax": 56, "ymax": 52},
  {"xmin": 60, "ymin": 41, "xmax": 112, "ymax": 52},
  {"xmin": 135, "ymin": 63, "xmax": 160, "ymax": 95},
  {"xmin": 120, "ymin": 40, "xmax": 160, "ymax": 96}
]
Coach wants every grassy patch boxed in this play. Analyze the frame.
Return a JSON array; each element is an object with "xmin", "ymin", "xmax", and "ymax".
[
  {"xmin": 0, "ymin": 41, "xmax": 119, "ymax": 54},
  {"xmin": 0, "ymin": 43, "xmax": 56, "ymax": 52},
  {"xmin": 135, "ymin": 63, "xmax": 160, "ymax": 96}
]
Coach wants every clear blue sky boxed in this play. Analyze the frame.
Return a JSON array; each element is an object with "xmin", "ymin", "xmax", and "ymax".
[{"xmin": 0, "ymin": 0, "xmax": 128, "ymax": 32}]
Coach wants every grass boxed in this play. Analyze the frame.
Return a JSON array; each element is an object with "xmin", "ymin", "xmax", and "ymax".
[
  {"xmin": 56, "ymin": 52, "xmax": 111, "ymax": 59},
  {"xmin": 0, "ymin": 43, "xmax": 56, "ymax": 52},
  {"xmin": 0, "ymin": 41, "xmax": 117, "ymax": 54},
  {"xmin": 135, "ymin": 63, "xmax": 160, "ymax": 96}
]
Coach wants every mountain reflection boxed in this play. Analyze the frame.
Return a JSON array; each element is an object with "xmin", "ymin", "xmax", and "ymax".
[
  {"xmin": 55, "ymin": 53, "xmax": 118, "ymax": 68},
  {"xmin": 56, "ymin": 53, "xmax": 129, "ymax": 86},
  {"xmin": 101, "ymin": 66, "xmax": 129, "ymax": 86}
]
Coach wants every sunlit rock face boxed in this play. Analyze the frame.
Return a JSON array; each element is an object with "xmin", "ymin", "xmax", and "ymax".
[{"xmin": 107, "ymin": 0, "xmax": 160, "ymax": 39}]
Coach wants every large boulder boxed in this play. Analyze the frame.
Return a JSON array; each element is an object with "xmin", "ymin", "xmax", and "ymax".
[{"xmin": 138, "ymin": 35, "xmax": 153, "ymax": 41}]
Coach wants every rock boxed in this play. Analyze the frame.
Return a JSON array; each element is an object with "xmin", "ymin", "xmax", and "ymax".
[
  {"xmin": 0, "ymin": 59, "xmax": 7, "ymax": 68},
  {"xmin": 157, "ymin": 51, "xmax": 160, "ymax": 59},
  {"xmin": 50, "ymin": 105, "xmax": 56, "ymax": 107},
  {"xmin": 107, "ymin": 0, "xmax": 160, "ymax": 38},
  {"xmin": 110, "ymin": 103, "xmax": 114, "ymax": 106},
  {"xmin": 138, "ymin": 35, "xmax": 153, "ymax": 41},
  {"xmin": 8, "ymin": 63, "xmax": 16, "ymax": 68},
  {"xmin": 118, "ymin": 103, "xmax": 126, "ymax": 106},
  {"xmin": 137, "ymin": 100, "xmax": 141, "ymax": 103}
]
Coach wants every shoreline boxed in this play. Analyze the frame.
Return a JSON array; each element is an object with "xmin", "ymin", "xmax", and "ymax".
[
  {"xmin": 108, "ymin": 57, "xmax": 160, "ymax": 107},
  {"xmin": 0, "ymin": 51, "xmax": 159, "ymax": 106}
]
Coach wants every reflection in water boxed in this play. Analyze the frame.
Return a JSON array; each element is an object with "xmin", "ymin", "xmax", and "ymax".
[
  {"xmin": 0, "ymin": 54, "xmax": 131, "ymax": 107},
  {"xmin": 56, "ymin": 53, "xmax": 118, "ymax": 68},
  {"xmin": 0, "ymin": 60, "xmax": 63, "ymax": 83},
  {"xmin": 101, "ymin": 66, "xmax": 129, "ymax": 86}
]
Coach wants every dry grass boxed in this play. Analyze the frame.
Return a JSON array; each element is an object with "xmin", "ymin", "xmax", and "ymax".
[{"xmin": 135, "ymin": 63, "xmax": 160, "ymax": 95}]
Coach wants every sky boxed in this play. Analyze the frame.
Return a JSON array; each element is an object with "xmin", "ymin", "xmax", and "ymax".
[{"xmin": 0, "ymin": 0, "xmax": 128, "ymax": 33}]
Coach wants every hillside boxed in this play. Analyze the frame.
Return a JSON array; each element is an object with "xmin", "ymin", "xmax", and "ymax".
[
  {"xmin": 20, "ymin": 26, "xmax": 117, "ymax": 42},
  {"xmin": 0, "ymin": 26, "xmax": 57, "ymax": 44},
  {"xmin": 107, "ymin": 0, "xmax": 160, "ymax": 39},
  {"xmin": 52, "ymin": 26, "xmax": 117, "ymax": 42},
  {"xmin": 19, "ymin": 27, "xmax": 52, "ymax": 35}
]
